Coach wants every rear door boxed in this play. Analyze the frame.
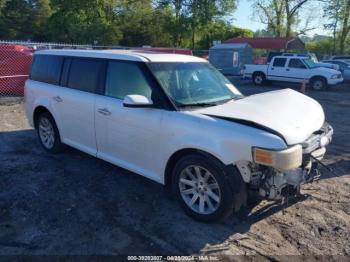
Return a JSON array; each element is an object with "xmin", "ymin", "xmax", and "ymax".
[
  {"xmin": 267, "ymin": 57, "xmax": 288, "ymax": 81},
  {"xmin": 53, "ymin": 57, "xmax": 104, "ymax": 156}
]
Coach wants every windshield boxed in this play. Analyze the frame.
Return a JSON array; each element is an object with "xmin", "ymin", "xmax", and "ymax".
[
  {"xmin": 148, "ymin": 62, "xmax": 243, "ymax": 107},
  {"xmin": 303, "ymin": 59, "xmax": 319, "ymax": 69}
]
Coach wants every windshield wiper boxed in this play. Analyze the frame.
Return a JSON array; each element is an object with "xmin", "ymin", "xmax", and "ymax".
[{"xmin": 177, "ymin": 102, "xmax": 219, "ymax": 108}]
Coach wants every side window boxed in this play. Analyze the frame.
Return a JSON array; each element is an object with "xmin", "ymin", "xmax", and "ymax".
[
  {"xmin": 105, "ymin": 61, "xmax": 152, "ymax": 99},
  {"xmin": 288, "ymin": 59, "xmax": 307, "ymax": 69},
  {"xmin": 30, "ymin": 55, "xmax": 63, "ymax": 85},
  {"xmin": 272, "ymin": 58, "xmax": 287, "ymax": 67},
  {"xmin": 67, "ymin": 58, "xmax": 103, "ymax": 93}
]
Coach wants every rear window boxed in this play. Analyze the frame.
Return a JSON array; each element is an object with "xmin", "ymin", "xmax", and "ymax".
[
  {"xmin": 30, "ymin": 55, "xmax": 63, "ymax": 85},
  {"xmin": 67, "ymin": 58, "xmax": 103, "ymax": 93},
  {"xmin": 273, "ymin": 58, "xmax": 287, "ymax": 67}
]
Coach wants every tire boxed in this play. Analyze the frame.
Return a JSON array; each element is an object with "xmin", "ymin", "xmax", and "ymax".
[
  {"xmin": 310, "ymin": 77, "xmax": 327, "ymax": 91},
  {"xmin": 36, "ymin": 112, "xmax": 66, "ymax": 153},
  {"xmin": 253, "ymin": 72, "xmax": 266, "ymax": 86},
  {"xmin": 172, "ymin": 154, "xmax": 243, "ymax": 222}
]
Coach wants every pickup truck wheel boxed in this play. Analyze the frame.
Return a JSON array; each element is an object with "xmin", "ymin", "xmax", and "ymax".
[
  {"xmin": 310, "ymin": 77, "xmax": 327, "ymax": 90},
  {"xmin": 36, "ymin": 112, "xmax": 66, "ymax": 153},
  {"xmin": 172, "ymin": 154, "xmax": 237, "ymax": 222},
  {"xmin": 253, "ymin": 73, "xmax": 266, "ymax": 86}
]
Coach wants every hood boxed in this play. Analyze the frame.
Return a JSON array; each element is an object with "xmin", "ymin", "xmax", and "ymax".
[
  {"xmin": 195, "ymin": 89, "xmax": 325, "ymax": 145},
  {"xmin": 313, "ymin": 66, "xmax": 340, "ymax": 75}
]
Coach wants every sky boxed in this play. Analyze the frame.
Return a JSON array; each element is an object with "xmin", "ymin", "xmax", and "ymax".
[{"xmin": 232, "ymin": 1, "xmax": 328, "ymax": 37}]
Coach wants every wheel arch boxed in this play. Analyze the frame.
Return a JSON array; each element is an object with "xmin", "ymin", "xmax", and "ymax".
[
  {"xmin": 33, "ymin": 106, "xmax": 53, "ymax": 129},
  {"xmin": 252, "ymin": 71, "xmax": 266, "ymax": 78},
  {"xmin": 310, "ymin": 75, "xmax": 328, "ymax": 84},
  {"xmin": 164, "ymin": 148, "xmax": 227, "ymax": 189},
  {"xmin": 165, "ymin": 148, "xmax": 248, "ymax": 214}
]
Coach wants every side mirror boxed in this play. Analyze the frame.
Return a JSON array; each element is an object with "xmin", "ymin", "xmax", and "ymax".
[{"xmin": 123, "ymin": 95, "xmax": 154, "ymax": 108}]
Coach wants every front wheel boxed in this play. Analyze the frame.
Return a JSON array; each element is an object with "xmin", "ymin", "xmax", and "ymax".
[
  {"xmin": 172, "ymin": 154, "xmax": 240, "ymax": 222},
  {"xmin": 310, "ymin": 77, "xmax": 327, "ymax": 90}
]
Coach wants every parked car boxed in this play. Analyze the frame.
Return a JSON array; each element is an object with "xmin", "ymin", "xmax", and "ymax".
[
  {"xmin": 322, "ymin": 60, "xmax": 350, "ymax": 81},
  {"xmin": 267, "ymin": 52, "xmax": 318, "ymax": 63},
  {"xmin": 0, "ymin": 44, "xmax": 33, "ymax": 95},
  {"xmin": 330, "ymin": 55, "xmax": 350, "ymax": 62},
  {"xmin": 267, "ymin": 52, "xmax": 339, "ymax": 71},
  {"xmin": 25, "ymin": 50, "xmax": 333, "ymax": 222},
  {"xmin": 244, "ymin": 56, "xmax": 343, "ymax": 90}
]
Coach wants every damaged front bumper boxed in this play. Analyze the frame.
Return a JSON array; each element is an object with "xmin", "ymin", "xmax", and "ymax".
[{"xmin": 239, "ymin": 122, "xmax": 333, "ymax": 201}]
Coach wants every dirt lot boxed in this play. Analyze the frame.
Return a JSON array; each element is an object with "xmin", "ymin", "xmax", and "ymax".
[{"xmin": 0, "ymin": 80, "xmax": 349, "ymax": 259}]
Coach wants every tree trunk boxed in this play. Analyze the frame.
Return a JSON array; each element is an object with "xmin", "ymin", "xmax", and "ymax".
[{"xmin": 339, "ymin": 0, "xmax": 350, "ymax": 54}]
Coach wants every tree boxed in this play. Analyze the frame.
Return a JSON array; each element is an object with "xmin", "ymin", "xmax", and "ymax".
[
  {"xmin": 323, "ymin": 0, "xmax": 350, "ymax": 54},
  {"xmin": 284, "ymin": 0, "xmax": 310, "ymax": 37},
  {"xmin": 47, "ymin": 0, "xmax": 122, "ymax": 45},
  {"xmin": 32, "ymin": 0, "xmax": 52, "ymax": 41},
  {"xmin": 156, "ymin": 0, "xmax": 237, "ymax": 48},
  {"xmin": 305, "ymin": 37, "xmax": 333, "ymax": 59},
  {"xmin": 252, "ymin": 0, "xmax": 312, "ymax": 37},
  {"xmin": 0, "ymin": 0, "xmax": 33, "ymax": 40},
  {"xmin": 252, "ymin": 0, "xmax": 286, "ymax": 37},
  {"xmin": 198, "ymin": 21, "xmax": 253, "ymax": 49}
]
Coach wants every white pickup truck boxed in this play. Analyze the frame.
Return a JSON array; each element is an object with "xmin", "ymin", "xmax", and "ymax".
[{"xmin": 244, "ymin": 56, "xmax": 343, "ymax": 90}]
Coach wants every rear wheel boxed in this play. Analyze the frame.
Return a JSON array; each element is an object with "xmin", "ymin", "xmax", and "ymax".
[
  {"xmin": 172, "ymin": 154, "xmax": 242, "ymax": 222},
  {"xmin": 310, "ymin": 77, "xmax": 327, "ymax": 90},
  {"xmin": 36, "ymin": 112, "xmax": 66, "ymax": 153},
  {"xmin": 253, "ymin": 72, "xmax": 266, "ymax": 86}
]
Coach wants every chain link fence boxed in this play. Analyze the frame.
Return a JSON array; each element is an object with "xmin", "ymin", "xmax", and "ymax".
[{"xmin": 0, "ymin": 40, "xmax": 208, "ymax": 98}]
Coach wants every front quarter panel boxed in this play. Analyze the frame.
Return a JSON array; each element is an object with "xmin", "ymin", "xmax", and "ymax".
[{"xmin": 159, "ymin": 111, "xmax": 287, "ymax": 182}]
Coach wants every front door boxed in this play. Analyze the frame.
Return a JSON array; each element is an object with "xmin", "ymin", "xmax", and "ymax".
[
  {"xmin": 95, "ymin": 61, "xmax": 164, "ymax": 182},
  {"xmin": 268, "ymin": 57, "xmax": 288, "ymax": 81},
  {"xmin": 286, "ymin": 58, "xmax": 309, "ymax": 83}
]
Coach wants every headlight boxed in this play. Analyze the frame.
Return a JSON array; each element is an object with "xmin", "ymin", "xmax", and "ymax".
[
  {"xmin": 330, "ymin": 74, "xmax": 339, "ymax": 79},
  {"xmin": 252, "ymin": 145, "xmax": 303, "ymax": 171}
]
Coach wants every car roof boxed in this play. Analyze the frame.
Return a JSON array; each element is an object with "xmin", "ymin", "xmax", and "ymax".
[{"xmin": 35, "ymin": 49, "xmax": 207, "ymax": 63}]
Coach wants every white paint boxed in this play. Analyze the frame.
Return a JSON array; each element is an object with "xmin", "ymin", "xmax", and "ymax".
[
  {"xmin": 244, "ymin": 56, "xmax": 344, "ymax": 85},
  {"xmin": 25, "ymin": 53, "xmax": 332, "ymax": 186},
  {"xmin": 35, "ymin": 49, "xmax": 207, "ymax": 63}
]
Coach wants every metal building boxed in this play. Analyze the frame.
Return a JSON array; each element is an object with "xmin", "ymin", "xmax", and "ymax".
[{"xmin": 209, "ymin": 43, "xmax": 253, "ymax": 75}]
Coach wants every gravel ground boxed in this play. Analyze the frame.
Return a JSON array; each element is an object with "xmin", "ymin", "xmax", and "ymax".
[{"xmin": 0, "ymin": 80, "xmax": 349, "ymax": 259}]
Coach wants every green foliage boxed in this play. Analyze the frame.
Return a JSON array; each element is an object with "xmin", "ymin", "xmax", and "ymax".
[
  {"xmin": 47, "ymin": 0, "xmax": 122, "ymax": 45},
  {"xmin": 0, "ymin": 0, "xmax": 247, "ymax": 49},
  {"xmin": 198, "ymin": 21, "xmax": 253, "ymax": 49},
  {"xmin": 0, "ymin": 0, "xmax": 33, "ymax": 40},
  {"xmin": 305, "ymin": 38, "xmax": 334, "ymax": 59}
]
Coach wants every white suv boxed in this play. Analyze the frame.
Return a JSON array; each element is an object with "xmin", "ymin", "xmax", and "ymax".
[{"xmin": 25, "ymin": 49, "xmax": 333, "ymax": 222}]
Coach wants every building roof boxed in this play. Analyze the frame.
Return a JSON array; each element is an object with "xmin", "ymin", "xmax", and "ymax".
[
  {"xmin": 35, "ymin": 49, "xmax": 206, "ymax": 63},
  {"xmin": 210, "ymin": 43, "xmax": 251, "ymax": 50},
  {"xmin": 223, "ymin": 37, "xmax": 305, "ymax": 50}
]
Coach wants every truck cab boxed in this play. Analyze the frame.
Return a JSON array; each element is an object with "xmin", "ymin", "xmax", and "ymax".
[{"xmin": 244, "ymin": 56, "xmax": 343, "ymax": 90}]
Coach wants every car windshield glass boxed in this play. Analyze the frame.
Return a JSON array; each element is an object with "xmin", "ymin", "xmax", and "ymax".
[
  {"xmin": 148, "ymin": 62, "xmax": 243, "ymax": 107},
  {"xmin": 304, "ymin": 59, "xmax": 319, "ymax": 69}
]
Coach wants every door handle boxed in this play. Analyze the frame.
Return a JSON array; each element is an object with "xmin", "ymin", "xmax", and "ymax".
[
  {"xmin": 286, "ymin": 68, "xmax": 290, "ymax": 71},
  {"xmin": 53, "ymin": 96, "xmax": 63, "ymax": 102},
  {"xmin": 271, "ymin": 68, "xmax": 274, "ymax": 70},
  {"xmin": 98, "ymin": 108, "xmax": 112, "ymax": 116}
]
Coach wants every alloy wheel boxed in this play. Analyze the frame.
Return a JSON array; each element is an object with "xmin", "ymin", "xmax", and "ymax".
[
  {"xmin": 178, "ymin": 165, "xmax": 221, "ymax": 215},
  {"xmin": 38, "ymin": 117, "xmax": 55, "ymax": 149}
]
